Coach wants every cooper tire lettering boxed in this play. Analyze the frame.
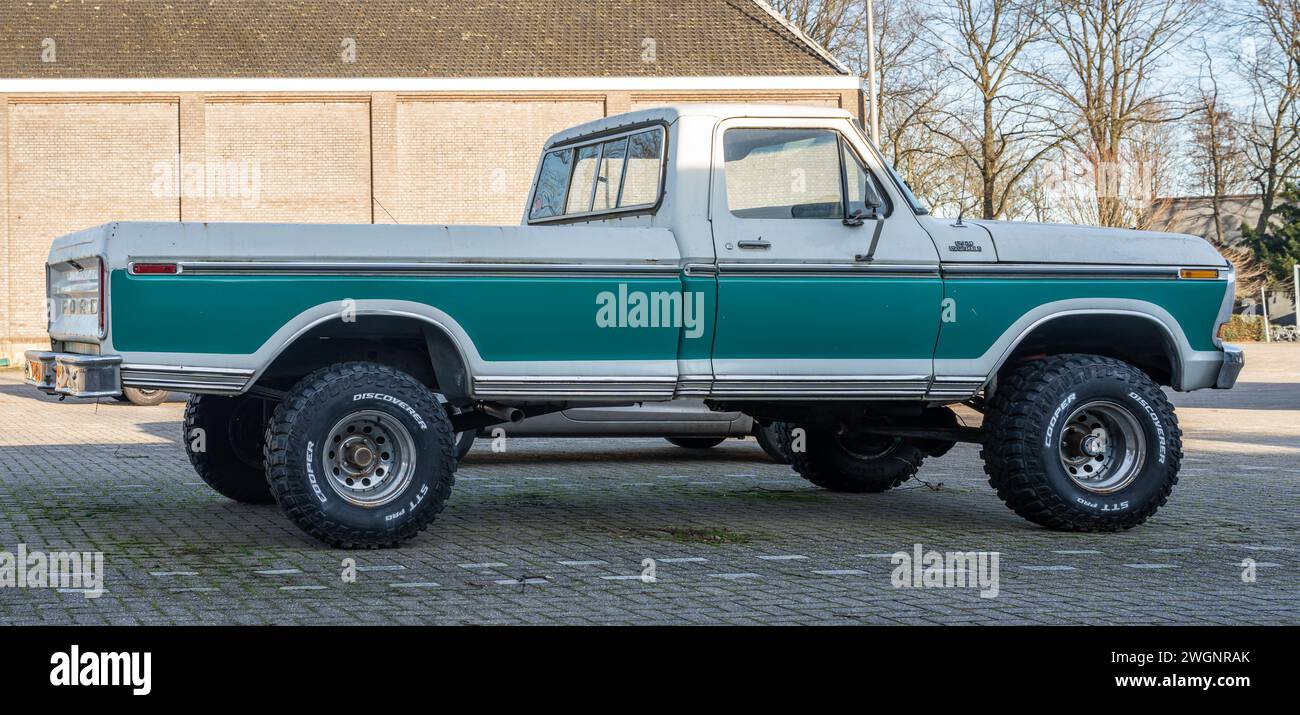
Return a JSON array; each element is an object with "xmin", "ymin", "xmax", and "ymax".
[
  {"xmin": 1045, "ymin": 392, "xmax": 1077, "ymax": 447},
  {"xmin": 304, "ymin": 440, "xmax": 328, "ymax": 504}
]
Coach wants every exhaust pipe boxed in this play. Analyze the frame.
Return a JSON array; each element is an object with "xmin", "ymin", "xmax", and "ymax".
[{"xmin": 476, "ymin": 402, "xmax": 525, "ymax": 424}]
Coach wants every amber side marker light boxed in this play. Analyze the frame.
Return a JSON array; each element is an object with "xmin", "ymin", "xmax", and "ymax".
[
  {"xmin": 1179, "ymin": 268, "xmax": 1220, "ymax": 279},
  {"xmin": 129, "ymin": 262, "xmax": 179, "ymax": 275}
]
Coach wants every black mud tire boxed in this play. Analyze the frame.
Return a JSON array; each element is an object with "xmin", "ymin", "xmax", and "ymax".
[
  {"xmin": 122, "ymin": 387, "xmax": 169, "ymax": 406},
  {"xmin": 755, "ymin": 422, "xmax": 792, "ymax": 464},
  {"xmin": 183, "ymin": 394, "xmax": 274, "ymax": 504},
  {"xmin": 437, "ymin": 399, "xmax": 476, "ymax": 462},
  {"xmin": 981, "ymin": 354, "xmax": 1182, "ymax": 531},
  {"xmin": 666, "ymin": 436, "xmax": 726, "ymax": 449},
  {"xmin": 453, "ymin": 430, "xmax": 476, "ymax": 462},
  {"xmin": 778, "ymin": 422, "xmax": 926, "ymax": 493},
  {"xmin": 264, "ymin": 362, "xmax": 455, "ymax": 548}
]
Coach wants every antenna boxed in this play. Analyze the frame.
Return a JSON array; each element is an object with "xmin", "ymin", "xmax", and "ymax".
[{"xmin": 955, "ymin": 159, "xmax": 970, "ymax": 227}]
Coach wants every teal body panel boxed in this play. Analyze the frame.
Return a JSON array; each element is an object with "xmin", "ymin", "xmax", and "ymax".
[
  {"xmin": 111, "ymin": 270, "xmax": 1226, "ymax": 371},
  {"xmin": 679, "ymin": 272, "xmax": 718, "ymax": 363},
  {"xmin": 937, "ymin": 278, "xmax": 1228, "ymax": 358},
  {"xmin": 712, "ymin": 276, "xmax": 943, "ymax": 359},
  {"xmin": 110, "ymin": 270, "xmax": 699, "ymax": 361}
]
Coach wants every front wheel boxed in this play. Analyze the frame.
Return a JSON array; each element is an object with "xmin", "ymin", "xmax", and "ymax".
[
  {"xmin": 779, "ymin": 422, "xmax": 926, "ymax": 493},
  {"xmin": 263, "ymin": 362, "xmax": 456, "ymax": 548},
  {"xmin": 755, "ymin": 422, "xmax": 791, "ymax": 464},
  {"xmin": 981, "ymin": 354, "xmax": 1182, "ymax": 531}
]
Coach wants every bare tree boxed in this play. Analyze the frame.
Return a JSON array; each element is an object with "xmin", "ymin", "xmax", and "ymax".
[
  {"xmin": 774, "ymin": 1, "xmax": 958, "ymax": 210},
  {"xmin": 765, "ymin": 0, "xmax": 863, "ymax": 57},
  {"xmin": 1035, "ymin": 0, "xmax": 1206, "ymax": 227},
  {"xmin": 1127, "ymin": 116, "xmax": 1185, "ymax": 230},
  {"xmin": 927, "ymin": 0, "xmax": 1059, "ymax": 219},
  {"xmin": 1190, "ymin": 46, "xmax": 1250, "ymax": 244},
  {"xmin": 1240, "ymin": 0, "xmax": 1300, "ymax": 235},
  {"xmin": 865, "ymin": 2, "xmax": 958, "ymax": 207}
]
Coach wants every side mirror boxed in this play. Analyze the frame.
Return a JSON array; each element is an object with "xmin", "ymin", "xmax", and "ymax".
[
  {"xmin": 844, "ymin": 180, "xmax": 884, "ymax": 228},
  {"xmin": 862, "ymin": 181, "xmax": 884, "ymax": 211}
]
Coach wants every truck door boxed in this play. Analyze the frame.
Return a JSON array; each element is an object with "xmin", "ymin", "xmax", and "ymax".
[{"xmin": 707, "ymin": 117, "xmax": 942, "ymax": 400}]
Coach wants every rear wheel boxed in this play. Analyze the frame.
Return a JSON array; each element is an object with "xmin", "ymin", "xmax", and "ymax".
[
  {"xmin": 982, "ymin": 354, "xmax": 1181, "ymax": 531},
  {"xmin": 779, "ymin": 422, "xmax": 925, "ymax": 493},
  {"xmin": 121, "ymin": 387, "xmax": 169, "ymax": 406},
  {"xmin": 183, "ymin": 394, "xmax": 274, "ymax": 504},
  {"xmin": 666, "ymin": 436, "xmax": 726, "ymax": 449},
  {"xmin": 263, "ymin": 362, "xmax": 455, "ymax": 548}
]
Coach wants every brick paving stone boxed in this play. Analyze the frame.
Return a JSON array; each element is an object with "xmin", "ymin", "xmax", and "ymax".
[{"xmin": 0, "ymin": 344, "xmax": 1297, "ymax": 625}]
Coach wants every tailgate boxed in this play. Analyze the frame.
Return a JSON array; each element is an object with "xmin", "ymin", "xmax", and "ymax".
[
  {"xmin": 45, "ymin": 223, "xmax": 114, "ymax": 344},
  {"xmin": 48, "ymin": 255, "xmax": 104, "ymax": 342}
]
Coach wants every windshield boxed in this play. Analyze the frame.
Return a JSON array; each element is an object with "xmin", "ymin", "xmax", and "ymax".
[{"xmin": 851, "ymin": 119, "xmax": 929, "ymax": 215}]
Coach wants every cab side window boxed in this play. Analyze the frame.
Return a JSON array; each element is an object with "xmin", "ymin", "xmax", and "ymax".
[
  {"xmin": 723, "ymin": 128, "xmax": 887, "ymax": 220},
  {"xmin": 724, "ymin": 129, "xmax": 843, "ymax": 219}
]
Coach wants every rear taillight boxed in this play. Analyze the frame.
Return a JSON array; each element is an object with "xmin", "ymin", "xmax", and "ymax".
[
  {"xmin": 129, "ymin": 262, "xmax": 178, "ymax": 275},
  {"xmin": 98, "ymin": 260, "xmax": 106, "ymax": 336}
]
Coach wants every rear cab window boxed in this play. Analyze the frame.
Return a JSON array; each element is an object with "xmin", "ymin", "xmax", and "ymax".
[{"xmin": 529, "ymin": 125, "xmax": 666, "ymax": 222}]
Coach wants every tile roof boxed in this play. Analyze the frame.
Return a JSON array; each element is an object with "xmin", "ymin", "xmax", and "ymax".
[{"xmin": 0, "ymin": 0, "xmax": 846, "ymax": 78}]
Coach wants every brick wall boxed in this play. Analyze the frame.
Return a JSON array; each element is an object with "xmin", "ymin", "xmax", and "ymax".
[
  {"xmin": 394, "ymin": 97, "xmax": 605, "ymax": 225},
  {"xmin": 0, "ymin": 88, "xmax": 859, "ymax": 362},
  {"xmin": 3, "ymin": 99, "xmax": 180, "ymax": 357},
  {"xmin": 203, "ymin": 99, "xmax": 372, "ymax": 223}
]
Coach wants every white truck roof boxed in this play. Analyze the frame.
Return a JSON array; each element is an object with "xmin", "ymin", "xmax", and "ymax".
[{"xmin": 543, "ymin": 103, "xmax": 855, "ymax": 149}]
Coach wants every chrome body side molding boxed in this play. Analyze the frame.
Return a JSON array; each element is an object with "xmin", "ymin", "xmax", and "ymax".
[
  {"xmin": 121, "ymin": 364, "xmax": 254, "ymax": 394},
  {"xmin": 717, "ymin": 262, "xmax": 939, "ymax": 278},
  {"xmin": 940, "ymin": 264, "xmax": 1211, "ymax": 280},
  {"xmin": 471, "ymin": 375, "xmax": 678, "ymax": 401},
  {"xmin": 709, "ymin": 375, "xmax": 932, "ymax": 400},
  {"xmin": 926, "ymin": 377, "xmax": 987, "ymax": 400},
  {"xmin": 172, "ymin": 260, "xmax": 681, "ymax": 278}
]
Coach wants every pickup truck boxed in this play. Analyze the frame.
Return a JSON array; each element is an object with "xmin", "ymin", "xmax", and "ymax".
[{"xmin": 26, "ymin": 104, "xmax": 1243, "ymax": 548}]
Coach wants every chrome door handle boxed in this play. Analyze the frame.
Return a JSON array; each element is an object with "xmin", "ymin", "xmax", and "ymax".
[{"xmin": 737, "ymin": 239, "xmax": 771, "ymax": 250}]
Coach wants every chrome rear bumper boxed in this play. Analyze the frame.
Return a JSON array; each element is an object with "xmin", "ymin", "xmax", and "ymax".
[
  {"xmin": 1215, "ymin": 344, "xmax": 1245, "ymax": 389},
  {"xmin": 24, "ymin": 350, "xmax": 122, "ymax": 398}
]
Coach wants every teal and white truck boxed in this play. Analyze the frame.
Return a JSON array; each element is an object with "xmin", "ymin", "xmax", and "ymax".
[{"xmin": 26, "ymin": 104, "xmax": 1243, "ymax": 547}]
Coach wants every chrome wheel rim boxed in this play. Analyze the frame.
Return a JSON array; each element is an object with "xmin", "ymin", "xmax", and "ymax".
[
  {"xmin": 321, "ymin": 410, "xmax": 416, "ymax": 507},
  {"xmin": 1057, "ymin": 400, "xmax": 1146, "ymax": 494}
]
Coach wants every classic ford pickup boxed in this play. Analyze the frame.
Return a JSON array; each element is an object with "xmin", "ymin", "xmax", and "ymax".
[{"xmin": 26, "ymin": 104, "xmax": 1243, "ymax": 547}]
